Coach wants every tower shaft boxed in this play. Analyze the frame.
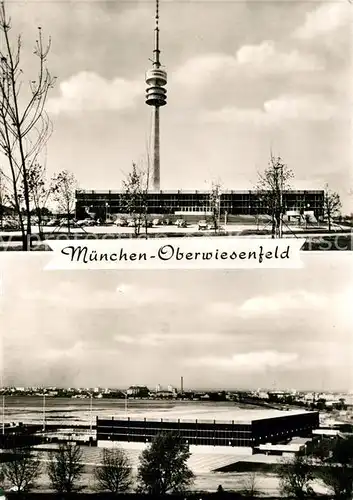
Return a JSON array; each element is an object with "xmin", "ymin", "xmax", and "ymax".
[{"xmin": 152, "ymin": 107, "xmax": 160, "ymax": 190}]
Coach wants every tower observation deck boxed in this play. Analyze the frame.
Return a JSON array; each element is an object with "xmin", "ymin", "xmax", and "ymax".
[{"xmin": 145, "ymin": 0, "xmax": 167, "ymax": 191}]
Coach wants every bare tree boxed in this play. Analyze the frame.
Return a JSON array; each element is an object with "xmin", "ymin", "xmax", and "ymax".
[
  {"xmin": 242, "ymin": 471, "xmax": 260, "ymax": 497},
  {"xmin": 1, "ymin": 447, "xmax": 42, "ymax": 493},
  {"xmin": 0, "ymin": 1, "xmax": 55, "ymax": 250},
  {"xmin": 0, "ymin": 167, "xmax": 8, "ymax": 229},
  {"xmin": 278, "ymin": 454, "xmax": 314, "ymax": 499},
  {"xmin": 324, "ymin": 184, "xmax": 342, "ymax": 231},
  {"xmin": 94, "ymin": 448, "xmax": 132, "ymax": 494},
  {"xmin": 25, "ymin": 162, "xmax": 55, "ymax": 239},
  {"xmin": 256, "ymin": 153, "xmax": 294, "ymax": 238},
  {"xmin": 47, "ymin": 443, "xmax": 84, "ymax": 494},
  {"xmin": 209, "ymin": 181, "xmax": 221, "ymax": 233},
  {"xmin": 143, "ymin": 151, "xmax": 151, "ymax": 238},
  {"xmin": 122, "ymin": 162, "xmax": 148, "ymax": 238},
  {"xmin": 52, "ymin": 170, "xmax": 78, "ymax": 234}
]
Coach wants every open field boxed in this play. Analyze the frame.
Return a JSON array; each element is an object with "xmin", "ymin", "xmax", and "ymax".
[{"xmin": 2, "ymin": 397, "xmax": 282, "ymax": 427}]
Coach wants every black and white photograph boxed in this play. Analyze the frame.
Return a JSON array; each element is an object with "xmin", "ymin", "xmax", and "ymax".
[
  {"xmin": 0, "ymin": 252, "xmax": 352, "ymax": 498},
  {"xmin": 0, "ymin": 0, "xmax": 352, "ymax": 499},
  {"xmin": 0, "ymin": 0, "xmax": 351, "ymax": 250}
]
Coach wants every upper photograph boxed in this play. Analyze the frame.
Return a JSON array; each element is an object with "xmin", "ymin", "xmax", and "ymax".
[{"xmin": 0, "ymin": 0, "xmax": 351, "ymax": 251}]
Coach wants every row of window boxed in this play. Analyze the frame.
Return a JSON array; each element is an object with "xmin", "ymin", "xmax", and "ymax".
[
  {"xmin": 97, "ymin": 428, "xmax": 251, "ymax": 438},
  {"xmin": 98, "ymin": 434, "xmax": 253, "ymax": 447},
  {"xmin": 77, "ymin": 197, "xmax": 324, "ymax": 206}
]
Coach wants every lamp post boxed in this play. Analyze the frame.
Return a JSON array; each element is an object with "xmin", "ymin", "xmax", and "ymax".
[
  {"xmin": 274, "ymin": 164, "xmax": 284, "ymax": 238},
  {"xmin": 42, "ymin": 393, "xmax": 46, "ymax": 433},
  {"xmin": 257, "ymin": 196, "xmax": 263, "ymax": 231},
  {"xmin": 279, "ymin": 165, "xmax": 284, "ymax": 238},
  {"xmin": 89, "ymin": 393, "xmax": 93, "ymax": 434},
  {"xmin": 217, "ymin": 194, "xmax": 221, "ymax": 231},
  {"xmin": 2, "ymin": 395, "xmax": 4, "ymax": 436},
  {"xmin": 305, "ymin": 203, "xmax": 310, "ymax": 229}
]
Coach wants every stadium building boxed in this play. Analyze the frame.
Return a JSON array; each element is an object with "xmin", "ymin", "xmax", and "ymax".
[
  {"xmin": 96, "ymin": 408, "xmax": 319, "ymax": 453},
  {"xmin": 75, "ymin": 189, "xmax": 325, "ymax": 220}
]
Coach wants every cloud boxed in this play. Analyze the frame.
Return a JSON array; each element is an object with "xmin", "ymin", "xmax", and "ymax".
[
  {"xmin": 209, "ymin": 302, "xmax": 237, "ymax": 317},
  {"xmin": 47, "ymin": 71, "xmax": 143, "ymax": 114},
  {"xmin": 115, "ymin": 283, "xmax": 175, "ymax": 306},
  {"xmin": 174, "ymin": 41, "xmax": 323, "ymax": 89},
  {"xmin": 294, "ymin": 3, "xmax": 352, "ymax": 39},
  {"xmin": 202, "ymin": 94, "xmax": 338, "ymax": 125},
  {"xmin": 17, "ymin": 281, "xmax": 176, "ymax": 310},
  {"xmin": 173, "ymin": 53, "xmax": 236, "ymax": 88},
  {"xmin": 114, "ymin": 332, "xmax": 219, "ymax": 347},
  {"xmin": 235, "ymin": 40, "xmax": 324, "ymax": 72},
  {"xmin": 209, "ymin": 290, "xmax": 327, "ymax": 320},
  {"xmin": 263, "ymin": 95, "xmax": 337, "ymax": 120},
  {"xmin": 186, "ymin": 350, "xmax": 299, "ymax": 372},
  {"xmin": 239, "ymin": 290, "xmax": 326, "ymax": 317}
]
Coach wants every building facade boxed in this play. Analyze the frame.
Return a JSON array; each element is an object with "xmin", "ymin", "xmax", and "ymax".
[
  {"xmin": 96, "ymin": 411, "xmax": 319, "ymax": 449},
  {"xmin": 75, "ymin": 189, "xmax": 325, "ymax": 220}
]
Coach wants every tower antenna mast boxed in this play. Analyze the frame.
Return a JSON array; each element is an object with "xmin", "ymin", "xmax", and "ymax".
[{"xmin": 145, "ymin": 0, "xmax": 167, "ymax": 191}]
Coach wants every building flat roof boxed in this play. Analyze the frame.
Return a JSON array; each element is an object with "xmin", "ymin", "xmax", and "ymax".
[{"xmin": 100, "ymin": 407, "xmax": 317, "ymax": 425}]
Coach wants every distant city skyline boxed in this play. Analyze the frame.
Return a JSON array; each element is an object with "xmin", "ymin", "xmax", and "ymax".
[
  {"xmin": 1, "ymin": 253, "xmax": 352, "ymax": 392},
  {"xmin": 1, "ymin": 1, "xmax": 352, "ymax": 212},
  {"xmin": 1, "ymin": 385, "xmax": 351, "ymax": 395}
]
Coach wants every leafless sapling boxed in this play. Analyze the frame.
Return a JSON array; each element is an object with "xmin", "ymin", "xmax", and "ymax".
[
  {"xmin": 122, "ymin": 162, "xmax": 148, "ymax": 238},
  {"xmin": 209, "ymin": 181, "xmax": 222, "ymax": 233},
  {"xmin": 51, "ymin": 170, "xmax": 78, "ymax": 234},
  {"xmin": 0, "ymin": 1, "xmax": 55, "ymax": 250},
  {"xmin": 324, "ymin": 183, "xmax": 342, "ymax": 231},
  {"xmin": 256, "ymin": 153, "xmax": 294, "ymax": 238}
]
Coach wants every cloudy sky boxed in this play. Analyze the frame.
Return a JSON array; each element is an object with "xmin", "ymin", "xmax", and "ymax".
[
  {"xmin": 1, "ymin": 252, "xmax": 352, "ymax": 391},
  {"xmin": 3, "ymin": 0, "xmax": 352, "ymax": 211}
]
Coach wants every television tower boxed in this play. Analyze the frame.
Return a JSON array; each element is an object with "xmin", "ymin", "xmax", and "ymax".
[{"xmin": 145, "ymin": 0, "xmax": 167, "ymax": 191}]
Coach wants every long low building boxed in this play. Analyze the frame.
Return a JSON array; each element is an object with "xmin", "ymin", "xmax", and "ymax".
[
  {"xmin": 96, "ymin": 408, "xmax": 319, "ymax": 453},
  {"xmin": 75, "ymin": 189, "xmax": 324, "ymax": 219}
]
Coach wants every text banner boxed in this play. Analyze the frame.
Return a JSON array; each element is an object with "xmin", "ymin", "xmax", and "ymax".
[{"xmin": 44, "ymin": 238, "xmax": 305, "ymax": 270}]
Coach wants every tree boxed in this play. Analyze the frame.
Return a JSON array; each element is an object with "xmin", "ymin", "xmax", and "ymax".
[
  {"xmin": 0, "ymin": 1, "xmax": 55, "ymax": 250},
  {"xmin": 324, "ymin": 184, "xmax": 341, "ymax": 231},
  {"xmin": 137, "ymin": 432, "xmax": 194, "ymax": 495},
  {"xmin": 209, "ymin": 181, "xmax": 221, "ymax": 233},
  {"xmin": 94, "ymin": 448, "xmax": 132, "ymax": 494},
  {"xmin": 122, "ymin": 162, "xmax": 148, "ymax": 237},
  {"xmin": 278, "ymin": 454, "xmax": 314, "ymax": 499},
  {"xmin": 47, "ymin": 443, "xmax": 84, "ymax": 493},
  {"xmin": 0, "ymin": 167, "xmax": 8, "ymax": 229},
  {"xmin": 242, "ymin": 472, "xmax": 260, "ymax": 497},
  {"xmin": 256, "ymin": 153, "xmax": 294, "ymax": 238},
  {"xmin": 315, "ymin": 436, "xmax": 353, "ymax": 500},
  {"xmin": 26, "ymin": 162, "xmax": 55, "ymax": 239},
  {"xmin": 52, "ymin": 170, "xmax": 78, "ymax": 234},
  {"xmin": 1, "ymin": 447, "xmax": 41, "ymax": 493}
]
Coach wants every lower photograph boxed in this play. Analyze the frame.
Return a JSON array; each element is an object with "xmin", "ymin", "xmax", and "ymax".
[{"xmin": 0, "ymin": 253, "xmax": 352, "ymax": 499}]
